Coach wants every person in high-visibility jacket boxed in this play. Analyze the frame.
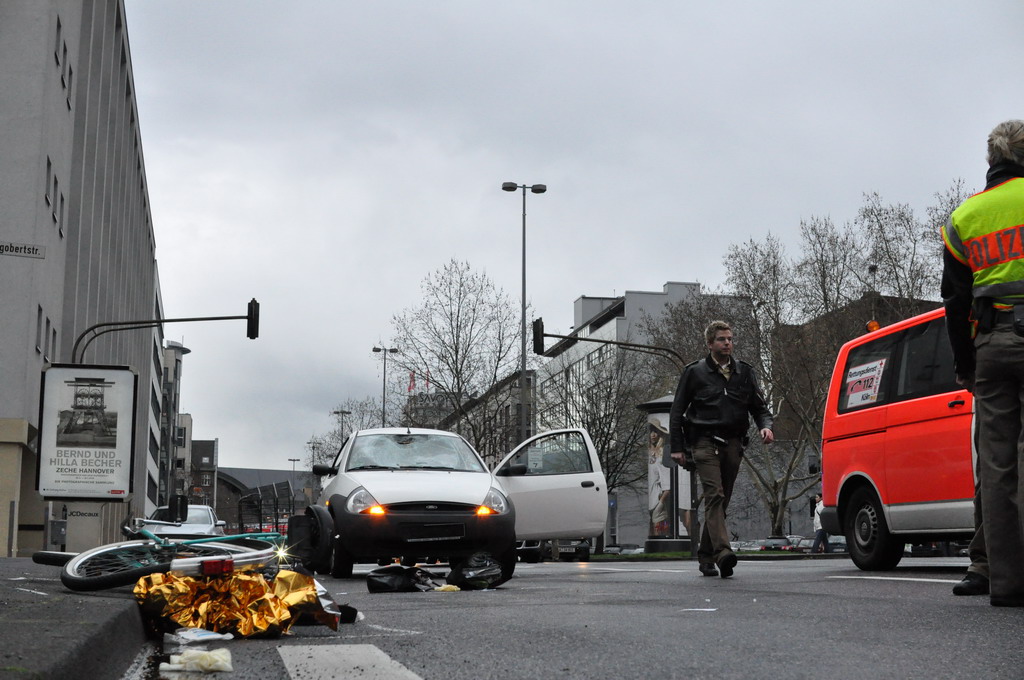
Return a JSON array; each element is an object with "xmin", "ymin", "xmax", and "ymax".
[{"xmin": 942, "ymin": 119, "xmax": 1024, "ymax": 607}]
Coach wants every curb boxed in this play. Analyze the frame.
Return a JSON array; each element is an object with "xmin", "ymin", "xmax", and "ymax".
[{"xmin": 0, "ymin": 558, "xmax": 146, "ymax": 680}]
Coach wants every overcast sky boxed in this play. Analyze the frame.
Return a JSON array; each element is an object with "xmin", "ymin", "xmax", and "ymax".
[{"xmin": 123, "ymin": 1, "xmax": 1024, "ymax": 470}]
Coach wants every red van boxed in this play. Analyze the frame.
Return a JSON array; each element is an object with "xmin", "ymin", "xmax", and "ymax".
[{"xmin": 820, "ymin": 307, "xmax": 975, "ymax": 570}]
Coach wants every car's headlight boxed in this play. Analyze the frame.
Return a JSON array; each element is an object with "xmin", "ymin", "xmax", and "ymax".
[
  {"xmin": 346, "ymin": 487, "xmax": 384, "ymax": 515},
  {"xmin": 478, "ymin": 487, "xmax": 510, "ymax": 515}
]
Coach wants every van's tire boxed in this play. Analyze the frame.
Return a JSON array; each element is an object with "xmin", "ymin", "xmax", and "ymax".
[{"xmin": 845, "ymin": 486, "xmax": 904, "ymax": 570}]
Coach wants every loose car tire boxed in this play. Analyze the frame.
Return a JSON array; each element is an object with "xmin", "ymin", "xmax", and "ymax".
[
  {"xmin": 304, "ymin": 505, "xmax": 335, "ymax": 574},
  {"xmin": 845, "ymin": 486, "xmax": 904, "ymax": 570}
]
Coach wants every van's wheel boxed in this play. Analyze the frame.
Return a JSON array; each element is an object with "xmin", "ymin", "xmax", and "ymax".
[{"xmin": 845, "ymin": 486, "xmax": 903, "ymax": 570}]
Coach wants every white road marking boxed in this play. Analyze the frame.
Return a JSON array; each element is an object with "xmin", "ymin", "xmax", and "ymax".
[
  {"xmin": 15, "ymin": 587, "xmax": 48, "ymax": 595},
  {"xmin": 361, "ymin": 623, "xmax": 424, "ymax": 635},
  {"xmin": 278, "ymin": 644, "xmax": 422, "ymax": 680},
  {"xmin": 679, "ymin": 608, "xmax": 718, "ymax": 612},
  {"xmin": 828, "ymin": 576, "xmax": 960, "ymax": 584}
]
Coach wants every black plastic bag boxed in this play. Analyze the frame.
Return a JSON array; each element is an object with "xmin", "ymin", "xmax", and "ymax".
[
  {"xmin": 445, "ymin": 552, "xmax": 503, "ymax": 590},
  {"xmin": 366, "ymin": 565, "xmax": 442, "ymax": 593}
]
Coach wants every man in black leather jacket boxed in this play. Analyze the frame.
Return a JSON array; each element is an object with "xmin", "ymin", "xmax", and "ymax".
[{"xmin": 669, "ymin": 320, "xmax": 774, "ymax": 578}]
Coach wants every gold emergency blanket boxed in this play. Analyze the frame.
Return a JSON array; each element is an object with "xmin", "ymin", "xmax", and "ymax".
[{"xmin": 134, "ymin": 569, "xmax": 338, "ymax": 637}]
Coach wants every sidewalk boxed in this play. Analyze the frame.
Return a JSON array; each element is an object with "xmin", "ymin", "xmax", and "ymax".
[{"xmin": 0, "ymin": 557, "xmax": 146, "ymax": 680}]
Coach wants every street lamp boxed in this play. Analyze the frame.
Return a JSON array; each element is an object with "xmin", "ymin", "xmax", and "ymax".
[
  {"xmin": 288, "ymin": 458, "xmax": 299, "ymax": 473},
  {"xmin": 332, "ymin": 409, "xmax": 352, "ymax": 437},
  {"xmin": 502, "ymin": 181, "xmax": 546, "ymax": 444},
  {"xmin": 372, "ymin": 346, "xmax": 399, "ymax": 427}
]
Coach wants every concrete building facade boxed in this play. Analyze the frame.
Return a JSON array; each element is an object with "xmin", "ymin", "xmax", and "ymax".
[{"xmin": 0, "ymin": 1, "xmax": 165, "ymax": 555}]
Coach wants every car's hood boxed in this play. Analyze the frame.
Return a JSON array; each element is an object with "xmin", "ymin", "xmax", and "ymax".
[{"xmin": 352, "ymin": 470, "xmax": 495, "ymax": 505}]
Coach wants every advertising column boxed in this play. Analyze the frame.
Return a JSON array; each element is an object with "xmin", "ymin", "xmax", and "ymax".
[{"xmin": 37, "ymin": 364, "xmax": 137, "ymax": 551}]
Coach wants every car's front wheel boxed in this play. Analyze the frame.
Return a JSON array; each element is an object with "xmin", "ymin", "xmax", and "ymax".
[
  {"xmin": 330, "ymin": 538, "xmax": 355, "ymax": 579},
  {"xmin": 494, "ymin": 546, "xmax": 517, "ymax": 586}
]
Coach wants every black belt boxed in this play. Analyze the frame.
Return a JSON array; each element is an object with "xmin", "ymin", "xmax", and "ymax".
[{"xmin": 994, "ymin": 309, "xmax": 1015, "ymax": 325}]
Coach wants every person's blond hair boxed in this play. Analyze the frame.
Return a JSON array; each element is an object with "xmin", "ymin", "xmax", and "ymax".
[
  {"xmin": 987, "ymin": 119, "xmax": 1024, "ymax": 166},
  {"xmin": 704, "ymin": 320, "xmax": 732, "ymax": 345}
]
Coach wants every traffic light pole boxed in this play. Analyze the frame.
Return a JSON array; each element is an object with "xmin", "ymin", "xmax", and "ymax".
[
  {"xmin": 70, "ymin": 299, "xmax": 260, "ymax": 364},
  {"xmin": 531, "ymin": 317, "xmax": 686, "ymax": 369}
]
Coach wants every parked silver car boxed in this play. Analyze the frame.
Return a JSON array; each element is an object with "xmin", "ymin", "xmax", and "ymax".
[{"xmin": 141, "ymin": 504, "xmax": 226, "ymax": 536}]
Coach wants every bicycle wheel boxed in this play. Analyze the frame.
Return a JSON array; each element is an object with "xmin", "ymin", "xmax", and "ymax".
[{"xmin": 60, "ymin": 539, "xmax": 263, "ymax": 592}]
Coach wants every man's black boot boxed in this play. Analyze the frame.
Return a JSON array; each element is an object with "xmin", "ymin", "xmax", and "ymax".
[
  {"xmin": 716, "ymin": 551, "xmax": 737, "ymax": 579},
  {"xmin": 952, "ymin": 571, "xmax": 989, "ymax": 596},
  {"xmin": 698, "ymin": 563, "xmax": 718, "ymax": 577}
]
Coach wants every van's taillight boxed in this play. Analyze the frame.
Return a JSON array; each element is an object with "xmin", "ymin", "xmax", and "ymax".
[{"xmin": 201, "ymin": 558, "xmax": 234, "ymax": 576}]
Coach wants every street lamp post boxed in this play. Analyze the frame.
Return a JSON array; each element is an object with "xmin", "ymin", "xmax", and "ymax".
[
  {"xmin": 502, "ymin": 181, "xmax": 546, "ymax": 444},
  {"xmin": 372, "ymin": 346, "xmax": 399, "ymax": 427},
  {"xmin": 332, "ymin": 409, "xmax": 352, "ymax": 437},
  {"xmin": 288, "ymin": 458, "xmax": 300, "ymax": 515}
]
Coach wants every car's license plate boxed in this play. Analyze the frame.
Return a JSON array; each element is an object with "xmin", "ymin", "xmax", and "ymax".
[
  {"xmin": 558, "ymin": 546, "xmax": 574, "ymax": 553},
  {"xmin": 404, "ymin": 523, "xmax": 464, "ymax": 542}
]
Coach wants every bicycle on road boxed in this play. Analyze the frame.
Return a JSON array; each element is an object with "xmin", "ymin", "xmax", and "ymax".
[{"xmin": 33, "ymin": 504, "xmax": 288, "ymax": 592}]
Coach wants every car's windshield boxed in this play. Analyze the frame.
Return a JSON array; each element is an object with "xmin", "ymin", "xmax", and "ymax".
[
  {"xmin": 148, "ymin": 507, "xmax": 213, "ymax": 524},
  {"xmin": 345, "ymin": 433, "xmax": 486, "ymax": 472}
]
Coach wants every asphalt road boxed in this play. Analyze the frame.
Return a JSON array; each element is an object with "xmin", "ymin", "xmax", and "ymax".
[{"xmin": 122, "ymin": 556, "xmax": 1024, "ymax": 680}]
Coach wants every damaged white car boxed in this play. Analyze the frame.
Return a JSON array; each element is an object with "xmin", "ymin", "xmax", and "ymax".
[{"xmin": 304, "ymin": 427, "xmax": 607, "ymax": 586}]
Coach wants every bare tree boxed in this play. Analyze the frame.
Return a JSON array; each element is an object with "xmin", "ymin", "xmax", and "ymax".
[
  {"xmin": 641, "ymin": 183, "xmax": 971, "ymax": 535},
  {"xmin": 537, "ymin": 342, "xmax": 659, "ymax": 495},
  {"xmin": 304, "ymin": 397, "xmax": 382, "ymax": 468},
  {"xmin": 388, "ymin": 259, "xmax": 523, "ymax": 454}
]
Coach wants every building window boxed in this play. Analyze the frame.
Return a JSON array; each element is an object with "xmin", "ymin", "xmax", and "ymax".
[
  {"xmin": 43, "ymin": 318, "xmax": 51, "ymax": 361},
  {"xmin": 65, "ymin": 65, "xmax": 73, "ymax": 110},
  {"xmin": 58, "ymin": 192, "xmax": 65, "ymax": 236},
  {"xmin": 201, "ymin": 473, "xmax": 212, "ymax": 486},
  {"xmin": 54, "ymin": 18, "xmax": 62, "ymax": 66},
  {"xmin": 45, "ymin": 158, "xmax": 52, "ymax": 205},
  {"xmin": 36, "ymin": 306, "xmax": 43, "ymax": 353},
  {"xmin": 201, "ymin": 457, "xmax": 210, "ymax": 464}
]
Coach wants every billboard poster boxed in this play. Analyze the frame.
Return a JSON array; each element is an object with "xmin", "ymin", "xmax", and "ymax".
[
  {"xmin": 647, "ymin": 413, "xmax": 691, "ymax": 538},
  {"xmin": 37, "ymin": 364, "xmax": 137, "ymax": 500}
]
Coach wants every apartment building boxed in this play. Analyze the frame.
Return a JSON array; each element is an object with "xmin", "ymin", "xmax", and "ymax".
[{"xmin": 0, "ymin": 1, "xmax": 166, "ymax": 555}]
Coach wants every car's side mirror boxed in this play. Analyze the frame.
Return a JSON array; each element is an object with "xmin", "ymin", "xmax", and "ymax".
[
  {"xmin": 215, "ymin": 520, "xmax": 227, "ymax": 527},
  {"xmin": 495, "ymin": 463, "xmax": 527, "ymax": 477},
  {"xmin": 169, "ymin": 494, "xmax": 189, "ymax": 523},
  {"xmin": 312, "ymin": 463, "xmax": 338, "ymax": 477}
]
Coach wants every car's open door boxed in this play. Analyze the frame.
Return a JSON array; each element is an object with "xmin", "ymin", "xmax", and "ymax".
[{"xmin": 494, "ymin": 429, "xmax": 607, "ymax": 540}]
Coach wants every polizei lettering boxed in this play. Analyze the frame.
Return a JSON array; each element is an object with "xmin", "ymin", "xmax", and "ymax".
[{"xmin": 965, "ymin": 224, "xmax": 1024, "ymax": 271}]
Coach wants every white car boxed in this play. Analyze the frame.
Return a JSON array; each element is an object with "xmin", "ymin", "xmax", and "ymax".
[
  {"xmin": 141, "ymin": 504, "xmax": 227, "ymax": 537},
  {"xmin": 307, "ymin": 427, "xmax": 608, "ymax": 585}
]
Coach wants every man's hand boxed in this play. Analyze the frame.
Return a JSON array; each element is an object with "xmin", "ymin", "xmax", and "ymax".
[
  {"xmin": 956, "ymin": 372, "xmax": 975, "ymax": 393},
  {"xmin": 671, "ymin": 451, "xmax": 695, "ymax": 472},
  {"xmin": 760, "ymin": 428, "xmax": 774, "ymax": 445}
]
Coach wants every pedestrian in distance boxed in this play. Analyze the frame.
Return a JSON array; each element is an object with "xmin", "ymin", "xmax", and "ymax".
[
  {"xmin": 811, "ymin": 493, "xmax": 831, "ymax": 554},
  {"xmin": 669, "ymin": 320, "xmax": 774, "ymax": 578},
  {"xmin": 942, "ymin": 119, "xmax": 1024, "ymax": 607}
]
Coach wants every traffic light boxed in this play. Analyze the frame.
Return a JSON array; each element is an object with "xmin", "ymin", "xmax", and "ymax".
[
  {"xmin": 532, "ymin": 318, "xmax": 545, "ymax": 355},
  {"xmin": 246, "ymin": 298, "xmax": 260, "ymax": 339}
]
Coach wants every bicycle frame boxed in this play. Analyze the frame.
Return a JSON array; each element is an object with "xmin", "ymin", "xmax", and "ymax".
[{"xmin": 128, "ymin": 518, "xmax": 287, "ymax": 575}]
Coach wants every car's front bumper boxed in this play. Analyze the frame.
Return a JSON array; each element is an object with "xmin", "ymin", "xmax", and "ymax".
[{"xmin": 329, "ymin": 499, "xmax": 516, "ymax": 560}]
